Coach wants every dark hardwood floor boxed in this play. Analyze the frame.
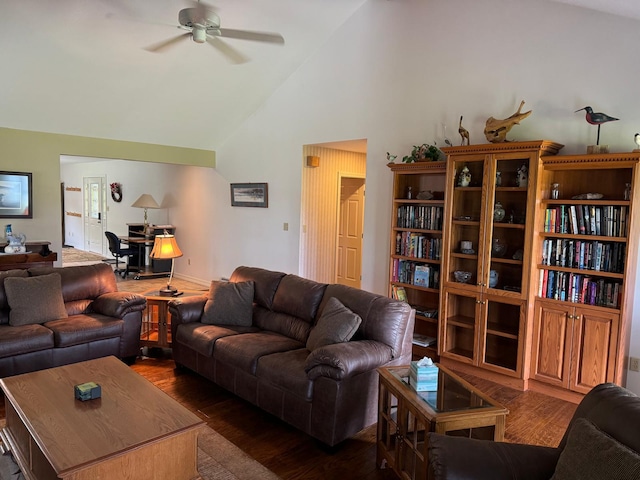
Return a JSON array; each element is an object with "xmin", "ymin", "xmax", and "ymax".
[
  {"xmin": 0, "ymin": 272, "xmax": 578, "ymax": 479},
  {"xmin": 132, "ymin": 354, "xmax": 576, "ymax": 480}
]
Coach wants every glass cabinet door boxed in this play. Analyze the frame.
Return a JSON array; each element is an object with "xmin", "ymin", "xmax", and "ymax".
[
  {"xmin": 441, "ymin": 289, "xmax": 479, "ymax": 362},
  {"xmin": 448, "ymin": 156, "xmax": 486, "ymax": 288},
  {"xmin": 486, "ymin": 155, "xmax": 532, "ymax": 296}
]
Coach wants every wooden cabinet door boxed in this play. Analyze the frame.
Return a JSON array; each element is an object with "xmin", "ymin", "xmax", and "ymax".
[
  {"xmin": 569, "ymin": 308, "xmax": 619, "ymax": 394},
  {"xmin": 531, "ymin": 300, "xmax": 572, "ymax": 388}
]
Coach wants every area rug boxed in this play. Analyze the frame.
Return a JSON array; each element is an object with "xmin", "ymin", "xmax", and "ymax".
[
  {"xmin": 0, "ymin": 422, "xmax": 280, "ymax": 480},
  {"xmin": 61, "ymin": 247, "xmax": 109, "ymax": 266}
]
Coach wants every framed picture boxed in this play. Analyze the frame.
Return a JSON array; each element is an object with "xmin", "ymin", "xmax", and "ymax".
[
  {"xmin": 0, "ymin": 171, "xmax": 32, "ymax": 218},
  {"xmin": 230, "ymin": 183, "xmax": 268, "ymax": 208}
]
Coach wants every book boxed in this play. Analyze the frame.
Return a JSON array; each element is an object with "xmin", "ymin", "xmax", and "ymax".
[
  {"xmin": 413, "ymin": 265, "xmax": 431, "ymax": 287},
  {"xmin": 412, "ymin": 334, "xmax": 437, "ymax": 347}
]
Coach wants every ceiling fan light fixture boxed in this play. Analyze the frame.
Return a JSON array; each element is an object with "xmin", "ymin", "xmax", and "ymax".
[{"xmin": 192, "ymin": 26, "xmax": 207, "ymax": 44}]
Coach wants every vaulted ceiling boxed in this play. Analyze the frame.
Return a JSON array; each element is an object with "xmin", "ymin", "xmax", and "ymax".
[{"xmin": 0, "ymin": 0, "xmax": 637, "ymax": 152}]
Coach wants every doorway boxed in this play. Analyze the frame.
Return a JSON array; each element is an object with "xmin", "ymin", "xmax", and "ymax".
[
  {"xmin": 299, "ymin": 141, "xmax": 367, "ymax": 283},
  {"xmin": 83, "ymin": 176, "xmax": 107, "ymax": 255}
]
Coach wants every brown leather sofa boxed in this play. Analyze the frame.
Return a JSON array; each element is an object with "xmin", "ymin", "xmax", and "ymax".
[
  {"xmin": 169, "ymin": 266, "xmax": 415, "ymax": 446},
  {"xmin": 427, "ymin": 382, "xmax": 640, "ymax": 479},
  {"xmin": 0, "ymin": 263, "xmax": 146, "ymax": 378}
]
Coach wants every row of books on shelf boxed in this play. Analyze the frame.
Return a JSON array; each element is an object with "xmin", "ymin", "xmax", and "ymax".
[
  {"xmin": 541, "ymin": 238, "xmax": 626, "ymax": 273},
  {"xmin": 538, "ymin": 269, "xmax": 622, "ymax": 308},
  {"xmin": 543, "ymin": 204, "xmax": 628, "ymax": 237},
  {"xmin": 395, "ymin": 232, "xmax": 441, "ymax": 260},
  {"xmin": 391, "ymin": 260, "xmax": 440, "ymax": 288},
  {"xmin": 396, "ymin": 205, "xmax": 443, "ymax": 230}
]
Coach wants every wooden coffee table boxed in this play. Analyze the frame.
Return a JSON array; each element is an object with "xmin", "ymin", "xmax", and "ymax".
[
  {"xmin": 377, "ymin": 364, "xmax": 508, "ymax": 480},
  {"xmin": 0, "ymin": 356, "xmax": 204, "ymax": 480}
]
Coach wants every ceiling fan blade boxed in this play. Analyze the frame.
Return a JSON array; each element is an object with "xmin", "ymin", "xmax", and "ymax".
[
  {"xmin": 206, "ymin": 36, "xmax": 248, "ymax": 64},
  {"xmin": 144, "ymin": 32, "xmax": 191, "ymax": 53},
  {"xmin": 218, "ymin": 28, "xmax": 285, "ymax": 45}
]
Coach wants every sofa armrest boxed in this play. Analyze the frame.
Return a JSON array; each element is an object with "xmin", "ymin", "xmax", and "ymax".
[
  {"xmin": 92, "ymin": 292, "xmax": 146, "ymax": 318},
  {"xmin": 304, "ymin": 340, "xmax": 392, "ymax": 380},
  {"xmin": 427, "ymin": 433, "xmax": 560, "ymax": 480},
  {"xmin": 168, "ymin": 295, "xmax": 207, "ymax": 325}
]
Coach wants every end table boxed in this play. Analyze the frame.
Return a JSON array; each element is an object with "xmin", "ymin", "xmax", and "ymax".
[{"xmin": 141, "ymin": 289, "xmax": 205, "ymax": 349}]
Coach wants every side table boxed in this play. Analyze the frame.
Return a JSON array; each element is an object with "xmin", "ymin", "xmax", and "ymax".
[
  {"xmin": 377, "ymin": 364, "xmax": 508, "ymax": 480},
  {"xmin": 141, "ymin": 290, "xmax": 205, "ymax": 349}
]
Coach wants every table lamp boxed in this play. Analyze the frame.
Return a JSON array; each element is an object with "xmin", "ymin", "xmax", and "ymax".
[
  {"xmin": 131, "ymin": 194, "xmax": 160, "ymax": 229},
  {"xmin": 150, "ymin": 231, "xmax": 183, "ymax": 296}
]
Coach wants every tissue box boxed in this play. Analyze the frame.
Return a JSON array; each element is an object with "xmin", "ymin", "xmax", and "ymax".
[{"xmin": 409, "ymin": 361, "xmax": 439, "ymax": 392}]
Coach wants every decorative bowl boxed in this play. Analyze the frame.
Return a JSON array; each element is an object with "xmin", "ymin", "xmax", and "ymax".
[{"xmin": 453, "ymin": 270, "xmax": 473, "ymax": 284}]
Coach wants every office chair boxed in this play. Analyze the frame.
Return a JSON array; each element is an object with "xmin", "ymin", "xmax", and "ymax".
[{"xmin": 105, "ymin": 231, "xmax": 136, "ymax": 278}]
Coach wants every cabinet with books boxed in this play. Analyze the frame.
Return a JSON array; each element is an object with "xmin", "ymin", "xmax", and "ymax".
[
  {"xmin": 531, "ymin": 152, "xmax": 640, "ymax": 396},
  {"xmin": 388, "ymin": 161, "xmax": 446, "ymax": 359},
  {"xmin": 439, "ymin": 142, "xmax": 563, "ymax": 383}
]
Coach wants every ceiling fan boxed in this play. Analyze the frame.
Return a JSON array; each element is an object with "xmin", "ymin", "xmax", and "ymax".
[{"xmin": 144, "ymin": 1, "xmax": 284, "ymax": 64}]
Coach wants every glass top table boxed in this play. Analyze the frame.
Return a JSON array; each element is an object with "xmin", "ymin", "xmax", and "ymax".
[{"xmin": 389, "ymin": 365, "xmax": 495, "ymax": 413}]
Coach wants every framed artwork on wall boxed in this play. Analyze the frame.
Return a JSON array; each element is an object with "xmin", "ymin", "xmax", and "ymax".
[
  {"xmin": 0, "ymin": 171, "xmax": 32, "ymax": 218},
  {"xmin": 230, "ymin": 183, "xmax": 268, "ymax": 208}
]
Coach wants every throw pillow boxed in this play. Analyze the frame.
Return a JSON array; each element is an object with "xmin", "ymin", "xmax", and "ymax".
[
  {"xmin": 551, "ymin": 418, "xmax": 640, "ymax": 480},
  {"xmin": 202, "ymin": 280, "xmax": 254, "ymax": 326},
  {"xmin": 5, "ymin": 273, "xmax": 68, "ymax": 326},
  {"xmin": 306, "ymin": 297, "xmax": 361, "ymax": 351}
]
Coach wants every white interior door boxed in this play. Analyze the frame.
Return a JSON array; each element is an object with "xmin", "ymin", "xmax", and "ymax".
[
  {"xmin": 83, "ymin": 176, "xmax": 106, "ymax": 255},
  {"xmin": 336, "ymin": 176, "xmax": 365, "ymax": 288}
]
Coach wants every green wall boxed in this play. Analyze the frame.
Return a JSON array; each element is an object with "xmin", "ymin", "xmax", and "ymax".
[{"xmin": 0, "ymin": 127, "xmax": 216, "ymax": 263}]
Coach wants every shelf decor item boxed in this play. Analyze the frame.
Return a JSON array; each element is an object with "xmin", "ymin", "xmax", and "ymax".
[
  {"xmin": 402, "ymin": 143, "xmax": 442, "ymax": 163},
  {"xmin": 453, "ymin": 270, "xmax": 472, "ymax": 283},
  {"xmin": 491, "ymin": 238, "xmax": 507, "ymax": 257},
  {"xmin": 493, "ymin": 202, "xmax": 506, "ymax": 222},
  {"xmin": 484, "ymin": 100, "xmax": 532, "ymax": 143},
  {"xmin": 457, "ymin": 166, "xmax": 471, "ymax": 187}
]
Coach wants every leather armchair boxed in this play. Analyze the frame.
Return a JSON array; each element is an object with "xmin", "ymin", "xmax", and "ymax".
[{"xmin": 427, "ymin": 383, "xmax": 640, "ymax": 480}]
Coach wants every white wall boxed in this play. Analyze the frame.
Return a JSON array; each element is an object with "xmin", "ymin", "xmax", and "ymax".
[{"xmin": 189, "ymin": 0, "xmax": 640, "ymax": 392}]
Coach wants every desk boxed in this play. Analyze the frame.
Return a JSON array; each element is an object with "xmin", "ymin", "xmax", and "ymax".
[{"xmin": 125, "ymin": 224, "xmax": 176, "ymax": 280}]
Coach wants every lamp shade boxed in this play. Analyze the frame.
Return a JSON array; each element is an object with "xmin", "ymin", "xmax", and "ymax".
[
  {"xmin": 150, "ymin": 234, "xmax": 183, "ymax": 260},
  {"xmin": 131, "ymin": 194, "xmax": 160, "ymax": 209}
]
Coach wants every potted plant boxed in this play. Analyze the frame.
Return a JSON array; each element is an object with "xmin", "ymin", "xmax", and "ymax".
[{"xmin": 402, "ymin": 143, "xmax": 442, "ymax": 163}]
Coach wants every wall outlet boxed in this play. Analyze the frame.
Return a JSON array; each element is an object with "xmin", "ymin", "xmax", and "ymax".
[{"xmin": 630, "ymin": 357, "xmax": 640, "ymax": 372}]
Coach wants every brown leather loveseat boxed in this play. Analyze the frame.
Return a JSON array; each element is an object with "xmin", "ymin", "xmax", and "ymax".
[
  {"xmin": 0, "ymin": 263, "xmax": 146, "ymax": 378},
  {"xmin": 169, "ymin": 266, "xmax": 415, "ymax": 446}
]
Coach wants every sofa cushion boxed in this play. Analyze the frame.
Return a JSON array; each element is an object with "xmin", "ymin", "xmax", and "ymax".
[
  {"xmin": 202, "ymin": 280, "xmax": 254, "ymax": 326},
  {"xmin": 44, "ymin": 314, "xmax": 124, "ymax": 348},
  {"xmin": 551, "ymin": 417, "xmax": 640, "ymax": 480},
  {"xmin": 230, "ymin": 266, "xmax": 285, "ymax": 309},
  {"xmin": 271, "ymin": 274, "xmax": 327, "ymax": 324},
  {"xmin": 257, "ymin": 349, "xmax": 314, "ymax": 401},
  {"xmin": 253, "ymin": 308, "xmax": 312, "ymax": 343},
  {"xmin": 214, "ymin": 331, "xmax": 305, "ymax": 375},
  {"xmin": 320, "ymin": 284, "xmax": 413, "ymax": 358},
  {"xmin": 0, "ymin": 269, "xmax": 29, "ymax": 325},
  {"xmin": 0, "ymin": 324, "xmax": 55, "ymax": 358},
  {"xmin": 29, "ymin": 263, "xmax": 118, "ymax": 303},
  {"xmin": 306, "ymin": 297, "xmax": 361, "ymax": 351},
  {"xmin": 176, "ymin": 322, "xmax": 259, "ymax": 357},
  {"xmin": 5, "ymin": 273, "xmax": 68, "ymax": 326}
]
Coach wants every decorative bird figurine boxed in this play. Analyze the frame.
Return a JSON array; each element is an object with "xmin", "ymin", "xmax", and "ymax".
[
  {"xmin": 635, "ymin": 133, "xmax": 640, "ymax": 150},
  {"xmin": 458, "ymin": 116, "xmax": 470, "ymax": 146},
  {"xmin": 386, "ymin": 152, "xmax": 397, "ymax": 163},
  {"xmin": 575, "ymin": 106, "xmax": 619, "ymax": 145}
]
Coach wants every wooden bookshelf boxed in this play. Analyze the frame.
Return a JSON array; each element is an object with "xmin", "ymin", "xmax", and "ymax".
[
  {"xmin": 529, "ymin": 152, "xmax": 640, "ymax": 397},
  {"xmin": 387, "ymin": 161, "xmax": 447, "ymax": 360}
]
